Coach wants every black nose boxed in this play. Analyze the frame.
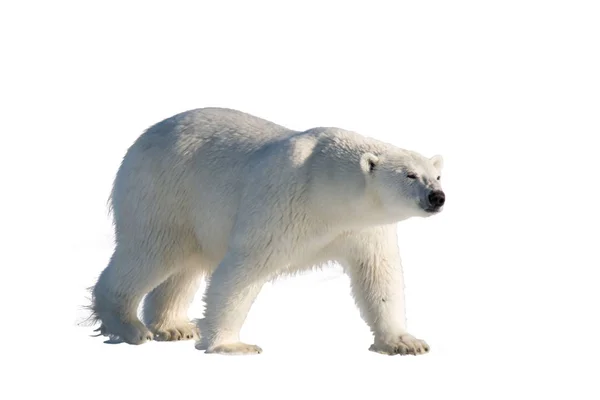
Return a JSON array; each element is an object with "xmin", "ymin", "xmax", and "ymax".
[{"xmin": 428, "ymin": 190, "xmax": 445, "ymax": 208}]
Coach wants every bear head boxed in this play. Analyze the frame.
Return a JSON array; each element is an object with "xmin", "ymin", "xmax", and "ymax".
[{"xmin": 360, "ymin": 150, "xmax": 445, "ymax": 221}]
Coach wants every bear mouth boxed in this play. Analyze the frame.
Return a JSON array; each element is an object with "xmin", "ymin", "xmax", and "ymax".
[{"xmin": 424, "ymin": 206, "xmax": 442, "ymax": 213}]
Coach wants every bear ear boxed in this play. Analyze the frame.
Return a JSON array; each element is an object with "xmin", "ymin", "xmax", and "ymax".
[
  {"xmin": 360, "ymin": 152, "xmax": 379, "ymax": 174},
  {"xmin": 430, "ymin": 154, "xmax": 444, "ymax": 171}
]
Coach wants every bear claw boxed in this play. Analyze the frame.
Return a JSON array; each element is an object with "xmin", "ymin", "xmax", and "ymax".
[
  {"xmin": 150, "ymin": 323, "xmax": 199, "ymax": 342},
  {"xmin": 369, "ymin": 334, "xmax": 430, "ymax": 356}
]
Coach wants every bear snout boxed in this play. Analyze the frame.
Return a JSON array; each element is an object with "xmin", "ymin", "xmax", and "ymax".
[{"xmin": 427, "ymin": 190, "xmax": 445, "ymax": 210}]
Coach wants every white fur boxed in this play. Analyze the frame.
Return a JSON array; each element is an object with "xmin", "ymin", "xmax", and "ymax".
[{"xmin": 89, "ymin": 107, "xmax": 444, "ymax": 355}]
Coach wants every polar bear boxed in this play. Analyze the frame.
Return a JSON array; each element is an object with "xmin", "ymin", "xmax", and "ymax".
[{"xmin": 88, "ymin": 107, "xmax": 445, "ymax": 356}]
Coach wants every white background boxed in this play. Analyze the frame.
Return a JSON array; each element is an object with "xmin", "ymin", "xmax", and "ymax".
[{"xmin": 2, "ymin": 1, "xmax": 599, "ymax": 399}]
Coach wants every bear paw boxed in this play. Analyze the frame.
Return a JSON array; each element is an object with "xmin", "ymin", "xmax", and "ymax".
[
  {"xmin": 369, "ymin": 333, "xmax": 430, "ymax": 356},
  {"xmin": 149, "ymin": 322, "xmax": 199, "ymax": 341},
  {"xmin": 94, "ymin": 320, "xmax": 154, "ymax": 345},
  {"xmin": 205, "ymin": 342, "xmax": 263, "ymax": 355}
]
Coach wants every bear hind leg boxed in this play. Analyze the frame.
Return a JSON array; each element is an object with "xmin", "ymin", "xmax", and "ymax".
[
  {"xmin": 142, "ymin": 259, "xmax": 206, "ymax": 341},
  {"xmin": 90, "ymin": 248, "xmax": 177, "ymax": 345}
]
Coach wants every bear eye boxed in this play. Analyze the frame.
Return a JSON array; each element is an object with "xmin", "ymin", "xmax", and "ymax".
[
  {"xmin": 437, "ymin": 176, "xmax": 441, "ymax": 180},
  {"xmin": 406, "ymin": 173, "xmax": 417, "ymax": 179}
]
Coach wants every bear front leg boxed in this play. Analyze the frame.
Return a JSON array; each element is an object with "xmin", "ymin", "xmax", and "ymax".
[
  {"xmin": 200, "ymin": 250, "xmax": 274, "ymax": 355},
  {"xmin": 339, "ymin": 225, "xmax": 430, "ymax": 356}
]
